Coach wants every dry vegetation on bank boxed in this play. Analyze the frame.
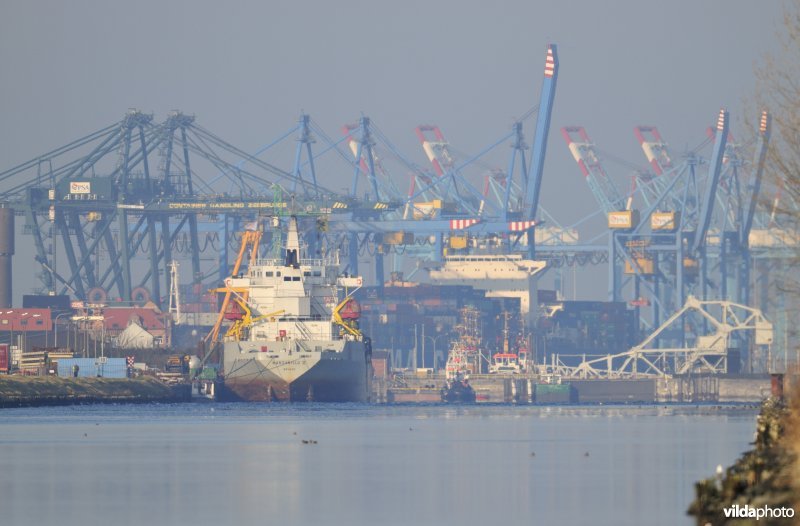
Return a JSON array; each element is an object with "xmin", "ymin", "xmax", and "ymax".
[{"xmin": 689, "ymin": 374, "xmax": 799, "ymax": 525}]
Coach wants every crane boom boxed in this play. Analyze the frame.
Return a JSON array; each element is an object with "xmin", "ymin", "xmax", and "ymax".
[
  {"xmin": 741, "ymin": 111, "xmax": 771, "ymax": 247},
  {"xmin": 415, "ymin": 125, "xmax": 455, "ymax": 177},
  {"xmin": 524, "ymin": 44, "xmax": 558, "ymax": 220},
  {"xmin": 692, "ymin": 109, "xmax": 729, "ymax": 254},
  {"xmin": 634, "ymin": 126, "xmax": 674, "ymax": 176},
  {"xmin": 561, "ymin": 126, "xmax": 625, "ymax": 213}
]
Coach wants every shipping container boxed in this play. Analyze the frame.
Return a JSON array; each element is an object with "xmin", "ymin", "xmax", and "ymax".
[
  {"xmin": 57, "ymin": 357, "xmax": 128, "ymax": 379},
  {"xmin": 22, "ymin": 295, "xmax": 72, "ymax": 312},
  {"xmin": 410, "ymin": 199, "xmax": 442, "ymax": 219},
  {"xmin": 449, "ymin": 235, "xmax": 468, "ymax": 249},
  {"xmin": 372, "ymin": 357, "xmax": 389, "ymax": 379},
  {"xmin": 624, "ymin": 257, "xmax": 655, "ymax": 275},
  {"xmin": 198, "ymin": 366, "xmax": 219, "ymax": 380},
  {"xmin": 534, "ymin": 383, "xmax": 575, "ymax": 404},
  {"xmin": 0, "ymin": 343, "xmax": 8, "ymax": 373},
  {"xmin": 384, "ymin": 232, "xmax": 414, "ymax": 245}
]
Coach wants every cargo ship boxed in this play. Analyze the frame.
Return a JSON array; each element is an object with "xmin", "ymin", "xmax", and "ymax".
[{"xmin": 213, "ymin": 216, "xmax": 371, "ymax": 402}]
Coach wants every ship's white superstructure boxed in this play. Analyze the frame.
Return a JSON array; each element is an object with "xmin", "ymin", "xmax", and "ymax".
[{"xmin": 428, "ymin": 254, "xmax": 546, "ymax": 323}]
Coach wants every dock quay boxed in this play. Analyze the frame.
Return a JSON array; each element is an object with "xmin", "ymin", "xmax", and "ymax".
[
  {"xmin": 378, "ymin": 372, "xmax": 773, "ymax": 404},
  {"xmin": 0, "ymin": 375, "xmax": 190, "ymax": 407}
]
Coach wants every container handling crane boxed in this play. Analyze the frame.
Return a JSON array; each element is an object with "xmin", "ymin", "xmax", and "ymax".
[{"xmin": 561, "ymin": 125, "xmax": 627, "ymax": 214}]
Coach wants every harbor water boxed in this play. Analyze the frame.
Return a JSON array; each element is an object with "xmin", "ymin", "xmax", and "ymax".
[{"xmin": 0, "ymin": 403, "xmax": 757, "ymax": 526}]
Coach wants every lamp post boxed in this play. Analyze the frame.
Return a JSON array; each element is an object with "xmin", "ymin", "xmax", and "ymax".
[
  {"xmin": 18, "ymin": 312, "xmax": 36, "ymax": 352},
  {"xmin": 424, "ymin": 334, "xmax": 448, "ymax": 375}
]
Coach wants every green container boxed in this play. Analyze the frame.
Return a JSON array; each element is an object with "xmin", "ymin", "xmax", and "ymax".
[
  {"xmin": 198, "ymin": 367, "xmax": 219, "ymax": 380},
  {"xmin": 534, "ymin": 383, "xmax": 575, "ymax": 404}
]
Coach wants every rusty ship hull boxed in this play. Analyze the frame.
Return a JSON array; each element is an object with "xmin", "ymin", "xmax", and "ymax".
[{"xmin": 221, "ymin": 339, "xmax": 370, "ymax": 402}]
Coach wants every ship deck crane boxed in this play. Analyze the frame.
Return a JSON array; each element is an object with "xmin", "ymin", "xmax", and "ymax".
[
  {"xmin": 332, "ymin": 276, "xmax": 364, "ymax": 338},
  {"xmin": 225, "ymin": 304, "xmax": 285, "ymax": 341},
  {"xmin": 206, "ymin": 229, "xmax": 262, "ymax": 343}
]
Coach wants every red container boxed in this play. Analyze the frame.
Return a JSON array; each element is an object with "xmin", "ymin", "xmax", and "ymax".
[
  {"xmin": 372, "ymin": 358, "xmax": 388, "ymax": 379},
  {"xmin": 0, "ymin": 344, "xmax": 8, "ymax": 373}
]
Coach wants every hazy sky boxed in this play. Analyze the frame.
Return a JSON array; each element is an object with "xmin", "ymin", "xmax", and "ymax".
[{"xmin": 0, "ymin": 0, "xmax": 789, "ymax": 301}]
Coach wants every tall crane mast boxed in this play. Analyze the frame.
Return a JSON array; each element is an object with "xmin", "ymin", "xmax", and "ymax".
[
  {"xmin": 524, "ymin": 44, "xmax": 558, "ymax": 220},
  {"xmin": 738, "ymin": 111, "xmax": 771, "ymax": 307},
  {"xmin": 740, "ymin": 111, "xmax": 783, "ymax": 233},
  {"xmin": 692, "ymin": 108, "xmax": 729, "ymax": 255}
]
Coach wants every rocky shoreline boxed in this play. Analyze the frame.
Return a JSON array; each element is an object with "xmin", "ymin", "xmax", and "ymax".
[
  {"xmin": 688, "ymin": 393, "xmax": 798, "ymax": 525},
  {"xmin": 0, "ymin": 375, "xmax": 191, "ymax": 407}
]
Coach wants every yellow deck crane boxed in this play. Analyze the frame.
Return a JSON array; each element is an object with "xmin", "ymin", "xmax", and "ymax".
[
  {"xmin": 205, "ymin": 230, "xmax": 262, "ymax": 343},
  {"xmin": 331, "ymin": 276, "xmax": 364, "ymax": 338},
  {"xmin": 332, "ymin": 298, "xmax": 362, "ymax": 338},
  {"xmin": 223, "ymin": 295, "xmax": 284, "ymax": 341}
]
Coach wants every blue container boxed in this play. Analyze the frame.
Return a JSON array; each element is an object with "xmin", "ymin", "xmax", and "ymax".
[{"xmin": 57, "ymin": 358, "xmax": 128, "ymax": 379}]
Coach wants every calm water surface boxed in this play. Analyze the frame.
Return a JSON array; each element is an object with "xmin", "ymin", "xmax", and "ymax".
[{"xmin": 0, "ymin": 403, "xmax": 757, "ymax": 526}]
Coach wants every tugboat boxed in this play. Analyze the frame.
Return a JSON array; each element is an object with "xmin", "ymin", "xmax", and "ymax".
[
  {"xmin": 440, "ymin": 371, "xmax": 476, "ymax": 403},
  {"xmin": 488, "ymin": 353, "xmax": 522, "ymax": 374},
  {"xmin": 440, "ymin": 306, "xmax": 480, "ymax": 403},
  {"xmin": 488, "ymin": 311, "xmax": 530, "ymax": 375}
]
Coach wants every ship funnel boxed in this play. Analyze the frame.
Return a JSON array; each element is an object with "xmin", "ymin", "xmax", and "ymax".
[{"xmin": 285, "ymin": 216, "xmax": 301, "ymax": 268}]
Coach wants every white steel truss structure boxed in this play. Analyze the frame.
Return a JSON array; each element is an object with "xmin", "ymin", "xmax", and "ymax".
[{"xmin": 536, "ymin": 296, "xmax": 773, "ymax": 379}]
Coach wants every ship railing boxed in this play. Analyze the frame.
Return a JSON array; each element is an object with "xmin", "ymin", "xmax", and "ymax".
[
  {"xmin": 252, "ymin": 258, "xmax": 326, "ymax": 267},
  {"xmin": 252, "ymin": 258, "xmax": 282, "ymax": 266},
  {"xmin": 393, "ymin": 372, "xmax": 541, "ymax": 381},
  {"xmin": 226, "ymin": 328, "xmax": 337, "ymax": 342}
]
